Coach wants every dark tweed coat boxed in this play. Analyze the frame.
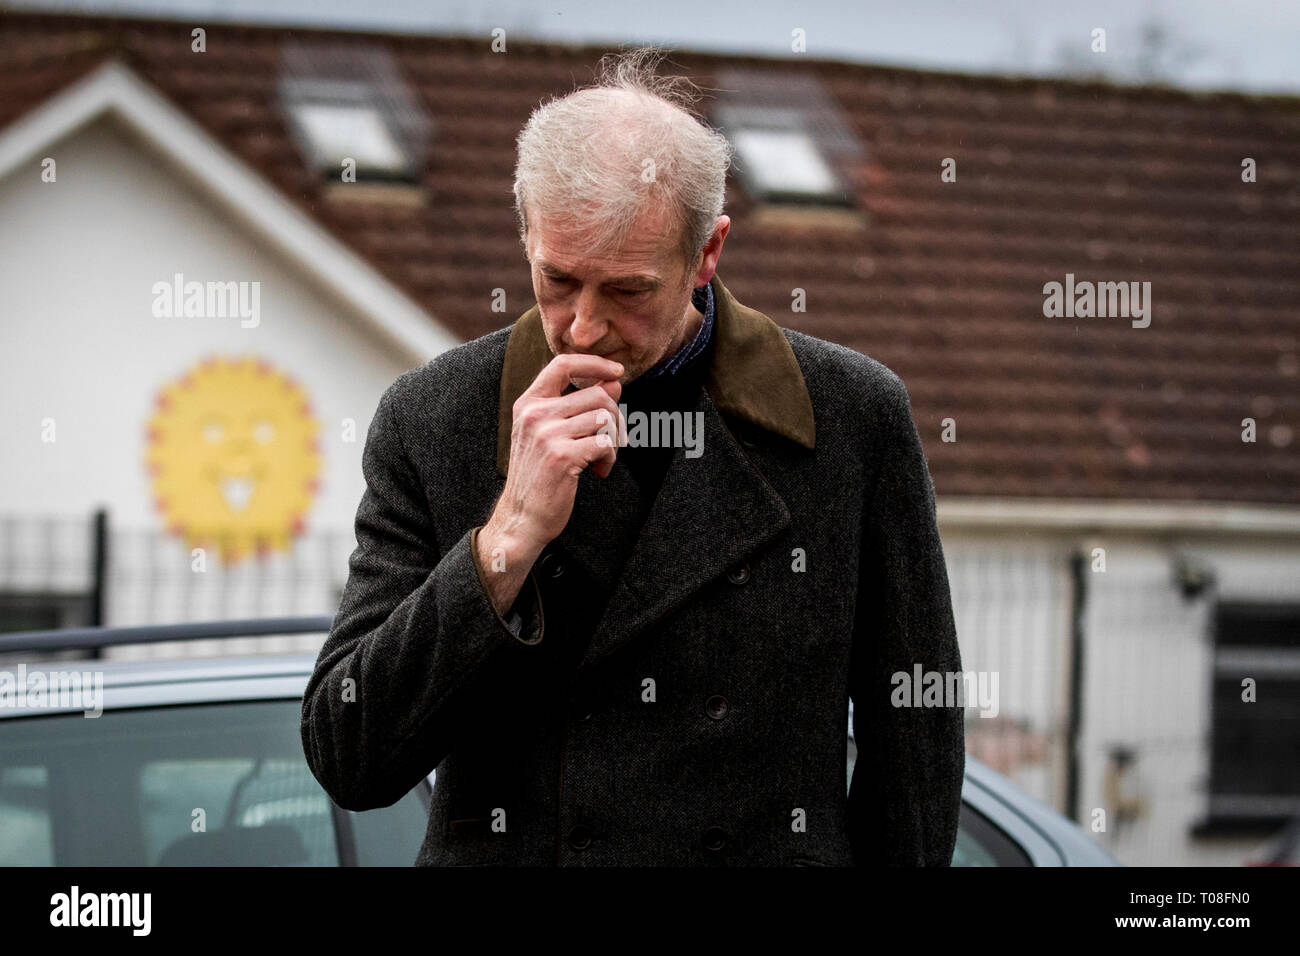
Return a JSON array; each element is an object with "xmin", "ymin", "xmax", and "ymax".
[{"xmin": 301, "ymin": 273, "xmax": 965, "ymax": 866}]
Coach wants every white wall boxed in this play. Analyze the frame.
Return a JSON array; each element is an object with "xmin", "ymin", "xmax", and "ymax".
[
  {"xmin": 0, "ymin": 114, "xmax": 419, "ymax": 530},
  {"xmin": 0, "ymin": 115, "xmax": 439, "ymax": 627},
  {"xmin": 943, "ymin": 532, "xmax": 1073, "ymax": 810},
  {"xmin": 1079, "ymin": 534, "xmax": 1300, "ymax": 866},
  {"xmin": 944, "ymin": 524, "xmax": 1300, "ymax": 867}
]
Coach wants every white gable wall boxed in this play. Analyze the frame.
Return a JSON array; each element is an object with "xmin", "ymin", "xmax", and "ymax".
[{"xmin": 0, "ymin": 114, "xmax": 420, "ymax": 530}]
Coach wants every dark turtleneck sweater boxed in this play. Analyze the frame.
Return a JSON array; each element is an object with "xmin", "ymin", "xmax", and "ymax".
[
  {"xmin": 504, "ymin": 285, "xmax": 717, "ymax": 640},
  {"xmin": 608, "ymin": 281, "xmax": 716, "ymax": 526}
]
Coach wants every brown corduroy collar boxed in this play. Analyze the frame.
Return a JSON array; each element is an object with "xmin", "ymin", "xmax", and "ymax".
[{"xmin": 495, "ymin": 273, "xmax": 816, "ymax": 476}]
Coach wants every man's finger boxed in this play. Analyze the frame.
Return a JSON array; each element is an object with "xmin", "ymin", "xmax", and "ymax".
[{"xmin": 530, "ymin": 353, "xmax": 624, "ymax": 398}]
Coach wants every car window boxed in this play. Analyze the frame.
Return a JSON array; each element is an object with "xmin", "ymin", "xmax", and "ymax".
[
  {"xmin": 350, "ymin": 790, "xmax": 429, "ymax": 866},
  {"xmin": 951, "ymin": 802, "xmax": 1032, "ymax": 866},
  {"xmin": 0, "ymin": 765, "xmax": 52, "ymax": 865},
  {"xmin": 0, "ymin": 699, "xmax": 427, "ymax": 866}
]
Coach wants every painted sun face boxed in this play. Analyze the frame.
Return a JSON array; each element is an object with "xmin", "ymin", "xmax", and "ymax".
[{"xmin": 146, "ymin": 355, "xmax": 320, "ymax": 565}]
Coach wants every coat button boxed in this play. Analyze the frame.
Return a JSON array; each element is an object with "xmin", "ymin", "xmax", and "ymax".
[
  {"xmin": 739, "ymin": 431, "xmax": 760, "ymax": 450},
  {"xmin": 538, "ymin": 553, "xmax": 565, "ymax": 579},
  {"xmin": 702, "ymin": 826, "xmax": 727, "ymax": 851},
  {"xmin": 568, "ymin": 825, "xmax": 592, "ymax": 850},
  {"xmin": 705, "ymin": 695, "xmax": 729, "ymax": 720},
  {"xmin": 726, "ymin": 562, "xmax": 750, "ymax": 585}
]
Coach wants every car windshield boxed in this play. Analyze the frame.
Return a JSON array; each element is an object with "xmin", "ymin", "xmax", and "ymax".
[{"xmin": 0, "ymin": 699, "xmax": 426, "ymax": 866}]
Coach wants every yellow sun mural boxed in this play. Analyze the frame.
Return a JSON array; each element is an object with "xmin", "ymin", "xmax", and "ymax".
[{"xmin": 146, "ymin": 355, "xmax": 321, "ymax": 566}]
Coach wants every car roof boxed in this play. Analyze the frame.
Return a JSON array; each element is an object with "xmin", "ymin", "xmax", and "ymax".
[{"xmin": 0, "ymin": 652, "xmax": 318, "ymax": 716}]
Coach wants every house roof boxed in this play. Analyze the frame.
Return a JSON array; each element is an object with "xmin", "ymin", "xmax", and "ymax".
[
  {"xmin": 2, "ymin": 12, "xmax": 1298, "ymax": 508},
  {"xmin": 0, "ymin": 57, "xmax": 459, "ymax": 364}
]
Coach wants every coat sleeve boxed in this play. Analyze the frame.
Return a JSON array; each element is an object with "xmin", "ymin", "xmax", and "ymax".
[
  {"xmin": 301, "ymin": 379, "xmax": 546, "ymax": 811},
  {"xmin": 847, "ymin": 370, "xmax": 965, "ymax": 866}
]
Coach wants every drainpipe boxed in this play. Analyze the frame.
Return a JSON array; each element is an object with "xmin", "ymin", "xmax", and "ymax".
[
  {"xmin": 1064, "ymin": 548, "xmax": 1087, "ymax": 822},
  {"xmin": 89, "ymin": 508, "xmax": 108, "ymax": 658}
]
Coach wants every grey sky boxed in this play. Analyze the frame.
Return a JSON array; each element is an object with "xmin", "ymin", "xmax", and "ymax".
[{"xmin": 11, "ymin": 0, "xmax": 1300, "ymax": 94}]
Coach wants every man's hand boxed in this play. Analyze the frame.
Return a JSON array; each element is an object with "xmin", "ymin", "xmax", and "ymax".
[{"xmin": 476, "ymin": 353, "xmax": 625, "ymax": 615}]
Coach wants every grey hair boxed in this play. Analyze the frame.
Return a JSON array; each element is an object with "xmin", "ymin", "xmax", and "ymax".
[{"xmin": 513, "ymin": 46, "xmax": 735, "ymax": 275}]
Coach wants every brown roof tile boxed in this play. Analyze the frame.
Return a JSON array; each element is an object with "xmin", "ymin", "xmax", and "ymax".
[{"xmin": 2, "ymin": 11, "xmax": 1297, "ymax": 506}]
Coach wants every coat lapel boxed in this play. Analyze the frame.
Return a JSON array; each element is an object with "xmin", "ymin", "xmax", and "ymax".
[{"xmin": 573, "ymin": 384, "xmax": 793, "ymax": 675}]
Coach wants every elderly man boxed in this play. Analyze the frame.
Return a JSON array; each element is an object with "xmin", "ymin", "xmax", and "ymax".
[{"xmin": 302, "ymin": 48, "xmax": 965, "ymax": 866}]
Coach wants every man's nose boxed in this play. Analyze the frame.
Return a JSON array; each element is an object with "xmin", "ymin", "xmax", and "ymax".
[{"xmin": 569, "ymin": 290, "xmax": 607, "ymax": 349}]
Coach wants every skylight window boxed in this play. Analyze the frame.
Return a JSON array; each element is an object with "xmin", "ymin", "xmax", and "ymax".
[
  {"xmin": 278, "ymin": 43, "xmax": 431, "ymax": 186},
  {"xmin": 731, "ymin": 127, "xmax": 841, "ymax": 200},
  {"xmin": 289, "ymin": 99, "xmax": 407, "ymax": 175},
  {"xmin": 712, "ymin": 69, "xmax": 863, "ymax": 207}
]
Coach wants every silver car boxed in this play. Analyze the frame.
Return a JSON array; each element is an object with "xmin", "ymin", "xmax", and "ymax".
[{"xmin": 0, "ymin": 618, "xmax": 1118, "ymax": 866}]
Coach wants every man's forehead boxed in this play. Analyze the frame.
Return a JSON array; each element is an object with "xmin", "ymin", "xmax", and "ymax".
[
  {"xmin": 530, "ymin": 233, "xmax": 673, "ymax": 283},
  {"xmin": 534, "ymin": 254, "xmax": 663, "ymax": 284},
  {"xmin": 526, "ymin": 203, "xmax": 682, "ymax": 281}
]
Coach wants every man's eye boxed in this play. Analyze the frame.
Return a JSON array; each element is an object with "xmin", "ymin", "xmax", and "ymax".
[{"xmin": 615, "ymin": 288, "xmax": 647, "ymax": 297}]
